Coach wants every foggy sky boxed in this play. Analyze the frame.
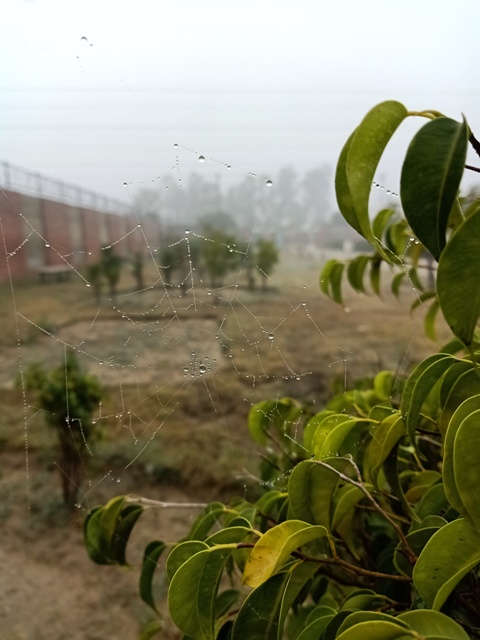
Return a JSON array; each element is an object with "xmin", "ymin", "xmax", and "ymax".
[{"xmin": 1, "ymin": 0, "xmax": 479, "ymax": 207}]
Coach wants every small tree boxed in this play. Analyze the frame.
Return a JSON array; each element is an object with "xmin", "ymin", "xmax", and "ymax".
[
  {"xmin": 100, "ymin": 246, "xmax": 122, "ymax": 302},
  {"xmin": 24, "ymin": 350, "xmax": 101, "ymax": 505},
  {"xmin": 202, "ymin": 229, "xmax": 240, "ymax": 288},
  {"xmin": 131, "ymin": 251, "xmax": 145, "ymax": 291},
  {"xmin": 85, "ymin": 262, "xmax": 103, "ymax": 303},
  {"xmin": 85, "ymin": 102, "xmax": 480, "ymax": 639},
  {"xmin": 255, "ymin": 238, "xmax": 279, "ymax": 290}
]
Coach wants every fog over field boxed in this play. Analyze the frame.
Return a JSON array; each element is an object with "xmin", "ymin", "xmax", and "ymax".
[{"xmin": 1, "ymin": 0, "xmax": 479, "ymax": 211}]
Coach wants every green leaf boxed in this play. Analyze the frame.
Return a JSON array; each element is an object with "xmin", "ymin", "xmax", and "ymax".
[
  {"xmin": 337, "ymin": 621, "xmax": 414, "ymax": 640},
  {"xmin": 413, "ymin": 517, "xmax": 480, "ymax": 610},
  {"xmin": 242, "ymin": 520, "xmax": 328, "ymax": 588},
  {"xmin": 140, "ymin": 540, "xmax": 167, "ymax": 612},
  {"xmin": 453, "ymin": 408, "xmax": 480, "ymax": 530},
  {"xmin": 310, "ymin": 414, "xmax": 352, "ymax": 458},
  {"xmin": 331, "ymin": 484, "xmax": 367, "ymax": 531},
  {"xmin": 369, "ymin": 258, "xmax": 382, "ymax": 296},
  {"xmin": 288, "ymin": 458, "xmax": 353, "ymax": 529},
  {"xmin": 372, "ymin": 208, "xmax": 396, "ymax": 241},
  {"xmin": 166, "ymin": 541, "xmax": 209, "ymax": 582},
  {"xmin": 397, "ymin": 610, "xmax": 471, "ymax": 640},
  {"xmin": 337, "ymin": 612, "xmax": 410, "ymax": 638},
  {"xmin": 232, "ymin": 563, "xmax": 318, "ymax": 640},
  {"xmin": 168, "ymin": 547, "xmax": 234, "ymax": 640},
  {"xmin": 83, "ymin": 506, "xmax": 106, "ymax": 564},
  {"xmin": 188, "ymin": 502, "xmax": 226, "ymax": 540},
  {"xmin": 401, "ymin": 116, "xmax": 468, "ymax": 260},
  {"xmin": 330, "ymin": 262, "xmax": 345, "ymax": 304},
  {"xmin": 315, "ymin": 418, "xmax": 358, "ymax": 459},
  {"xmin": 401, "ymin": 354, "xmax": 456, "ymax": 443},
  {"xmin": 439, "ymin": 367, "xmax": 480, "ymax": 437},
  {"xmin": 320, "ymin": 259, "xmax": 340, "ymax": 297},
  {"xmin": 346, "ymin": 255, "xmax": 370, "ymax": 294},
  {"xmin": 296, "ymin": 615, "xmax": 334, "ymax": 640},
  {"xmin": 112, "ymin": 503, "xmax": 143, "ymax": 566},
  {"xmin": 215, "ymin": 589, "xmax": 241, "ymax": 618},
  {"xmin": 393, "ymin": 527, "xmax": 439, "ymax": 578},
  {"xmin": 138, "ymin": 620, "xmax": 164, "ymax": 640},
  {"xmin": 335, "ymin": 131, "xmax": 362, "ymax": 237},
  {"xmin": 391, "ymin": 272, "xmax": 405, "ymax": 299},
  {"xmin": 364, "ymin": 413, "xmax": 405, "ymax": 486},
  {"xmin": 437, "ymin": 208, "xmax": 480, "ymax": 345},
  {"xmin": 414, "ymin": 483, "xmax": 449, "ymax": 522},
  {"xmin": 342, "ymin": 100, "xmax": 408, "ymax": 259},
  {"xmin": 303, "ymin": 410, "xmax": 334, "ymax": 452},
  {"xmin": 443, "ymin": 396, "xmax": 480, "ymax": 516}
]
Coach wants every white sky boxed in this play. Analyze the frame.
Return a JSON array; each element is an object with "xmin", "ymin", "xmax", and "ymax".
[{"xmin": 1, "ymin": 0, "xmax": 479, "ymax": 203}]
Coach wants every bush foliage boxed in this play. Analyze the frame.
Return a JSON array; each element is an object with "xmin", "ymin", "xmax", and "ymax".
[{"xmin": 84, "ymin": 101, "xmax": 480, "ymax": 639}]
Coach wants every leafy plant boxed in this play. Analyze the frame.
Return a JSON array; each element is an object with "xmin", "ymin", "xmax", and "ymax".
[
  {"xmin": 255, "ymin": 238, "xmax": 279, "ymax": 290},
  {"xmin": 100, "ymin": 245, "xmax": 123, "ymax": 302},
  {"xmin": 84, "ymin": 101, "xmax": 480, "ymax": 639},
  {"xmin": 201, "ymin": 228, "xmax": 241, "ymax": 288},
  {"xmin": 24, "ymin": 350, "xmax": 102, "ymax": 505}
]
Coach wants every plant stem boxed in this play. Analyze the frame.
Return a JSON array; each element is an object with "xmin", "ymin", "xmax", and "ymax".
[
  {"xmin": 126, "ymin": 495, "xmax": 208, "ymax": 509},
  {"xmin": 314, "ymin": 459, "xmax": 418, "ymax": 564}
]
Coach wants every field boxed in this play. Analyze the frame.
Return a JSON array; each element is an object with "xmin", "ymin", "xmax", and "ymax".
[{"xmin": 0, "ymin": 251, "xmax": 447, "ymax": 639}]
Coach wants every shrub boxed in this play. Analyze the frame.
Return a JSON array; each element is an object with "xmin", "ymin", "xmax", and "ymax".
[{"xmin": 84, "ymin": 101, "xmax": 480, "ymax": 639}]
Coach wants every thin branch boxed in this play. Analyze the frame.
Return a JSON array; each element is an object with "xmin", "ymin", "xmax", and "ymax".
[
  {"xmin": 125, "ymin": 495, "xmax": 207, "ymax": 509},
  {"xmin": 469, "ymin": 132, "xmax": 480, "ymax": 160},
  {"xmin": 465, "ymin": 164, "xmax": 480, "ymax": 174},
  {"xmin": 236, "ymin": 542, "xmax": 412, "ymax": 583},
  {"xmin": 314, "ymin": 459, "xmax": 417, "ymax": 564}
]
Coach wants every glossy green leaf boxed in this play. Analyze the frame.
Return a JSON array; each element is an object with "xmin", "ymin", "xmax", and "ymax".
[
  {"xmin": 166, "ymin": 541, "xmax": 209, "ymax": 582},
  {"xmin": 337, "ymin": 621, "xmax": 414, "ymax": 640},
  {"xmin": 344, "ymin": 100, "xmax": 408, "ymax": 258},
  {"xmin": 296, "ymin": 615, "xmax": 334, "ymax": 640},
  {"xmin": 443, "ymin": 396, "xmax": 480, "ymax": 515},
  {"xmin": 168, "ymin": 547, "xmax": 234, "ymax": 640},
  {"xmin": 438, "ymin": 361, "xmax": 473, "ymax": 409},
  {"xmin": 439, "ymin": 367, "xmax": 480, "ymax": 436},
  {"xmin": 140, "ymin": 541, "xmax": 167, "ymax": 612},
  {"xmin": 242, "ymin": 520, "xmax": 328, "ymax": 588},
  {"xmin": 315, "ymin": 418, "xmax": 358, "ymax": 459},
  {"xmin": 413, "ymin": 517, "xmax": 480, "ymax": 609},
  {"xmin": 303, "ymin": 410, "xmax": 334, "ymax": 452},
  {"xmin": 365, "ymin": 413, "xmax": 405, "ymax": 486},
  {"xmin": 310, "ymin": 413, "xmax": 352, "ymax": 458},
  {"xmin": 233, "ymin": 563, "xmax": 318, "ymax": 640},
  {"xmin": 397, "ymin": 609, "xmax": 470, "ymax": 640},
  {"xmin": 414, "ymin": 483, "xmax": 449, "ymax": 523},
  {"xmin": 337, "ymin": 612, "xmax": 410, "ymax": 638},
  {"xmin": 453, "ymin": 409, "xmax": 480, "ymax": 530},
  {"xmin": 215, "ymin": 589, "xmax": 241, "ymax": 618},
  {"xmin": 437, "ymin": 208, "xmax": 480, "ymax": 345},
  {"xmin": 288, "ymin": 458, "xmax": 353, "ymax": 529},
  {"xmin": 335, "ymin": 131, "xmax": 362, "ymax": 236},
  {"xmin": 401, "ymin": 116, "xmax": 468, "ymax": 260},
  {"xmin": 188, "ymin": 502, "xmax": 227, "ymax": 540},
  {"xmin": 401, "ymin": 354, "xmax": 456, "ymax": 443}
]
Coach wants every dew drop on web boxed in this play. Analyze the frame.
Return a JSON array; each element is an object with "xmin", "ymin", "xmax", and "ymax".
[{"xmin": 198, "ymin": 155, "xmax": 205, "ymax": 163}]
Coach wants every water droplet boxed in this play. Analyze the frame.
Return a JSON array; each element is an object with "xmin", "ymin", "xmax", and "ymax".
[
  {"xmin": 198, "ymin": 155, "xmax": 205, "ymax": 163},
  {"xmin": 226, "ymin": 165, "xmax": 231, "ymax": 170},
  {"xmin": 123, "ymin": 182, "xmax": 128, "ymax": 187},
  {"xmin": 199, "ymin": 364, "xmax": 207, "ymax": 374},
  {"xmin": 116, "ymin": 478, "xmax": 121, "ymax": 483},
  {"xmin": 268, "ymin": 333, "xmax": 274, "ymax": 340},
  {"xmin": 137, "ymin": 224, "xmax": 141, "ymax": 228},
  {"xmin": 265, "ymin": 179, "xmax": 273, "ymax": 187},
  {"xmin": 173, "ymin": 143, "xmax": 178, "ymax": 149},
  {"xmin": 185, "ymin": 228, "xmax": 190, "ymax": 235},
  {"xmin": 183, "ymin": 366, "xmax": 189, "ymax": 373},
  {"xmin": 45, "ymin": 243, "xmax": 50, "ymax": 248},
  {"xmin": 86, "ymin": 283, "xmax": 91, "ymax": 287},
  {"xmin": 89, "ymin": 43, "xmax": 93, "ymax": 48},
  {"xmin": 99, "ymin": 361, "xmax": 104, "ymax": 366},
  {"xmin": 80, "ymin": 36, "xmax": 88, "ymax": 42}
]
